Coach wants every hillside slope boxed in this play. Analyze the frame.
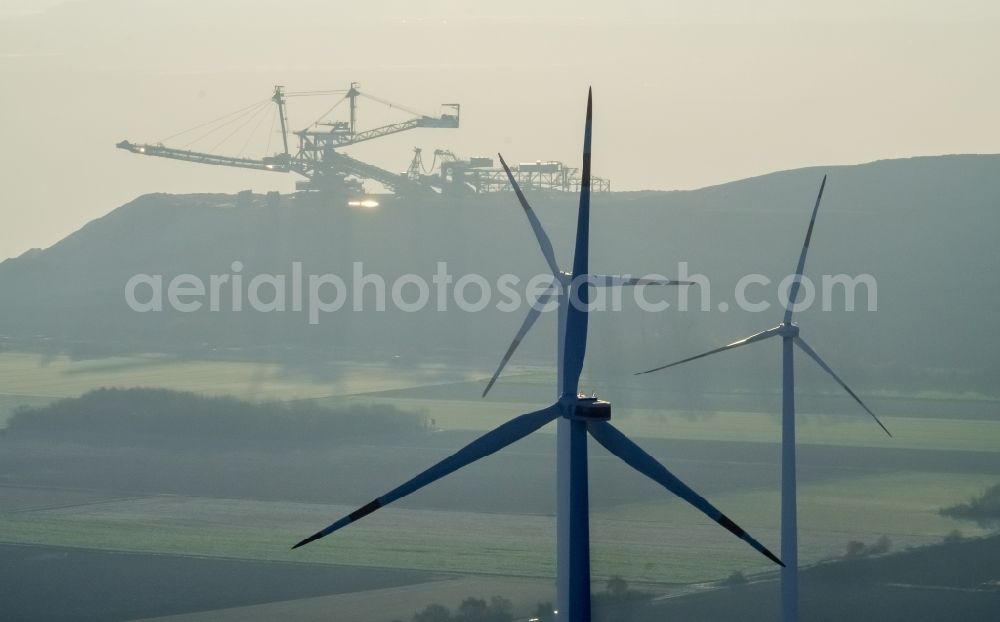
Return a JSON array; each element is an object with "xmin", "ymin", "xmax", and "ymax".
[{"xmin": 1, "ymin": 154, "xmax": 998, "ymax": 397}]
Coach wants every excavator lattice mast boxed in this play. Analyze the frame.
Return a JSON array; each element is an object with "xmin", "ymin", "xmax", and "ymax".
[
  {"xmin": 272, "ymin": 85, "xmax": 290, "ymax": 158},
  {"xmin": 118, "ymin": 82, "xmax": 608, "ymax": 196},
  {"xmin": 119, "ymin": 82, "xmax": 459, "ymax": 196}
]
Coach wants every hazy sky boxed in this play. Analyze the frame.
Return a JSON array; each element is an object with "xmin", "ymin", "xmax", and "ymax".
[{"xmin": 0, "ymin": 0, "xmax": 997, "ymax": 259}]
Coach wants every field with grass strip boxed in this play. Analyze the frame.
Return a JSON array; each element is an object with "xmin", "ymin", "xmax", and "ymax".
[
  {"xmin": 4, "ymin": 351, "xmax": 997, "ymax": 454},
  {"xmin": 1, "ymin": 470, "xmax": 990, "ymax": 584},
  {"xmin": 0, "ymin": 351, "xmax": 477, "ymax": 426},
  {"xmin": 1, "ymin": 350, "xmax": 996, "ymax": 585},
  {"xmin": 338, "ymin": 394, "xmax": 1000, "ymax": 453}
]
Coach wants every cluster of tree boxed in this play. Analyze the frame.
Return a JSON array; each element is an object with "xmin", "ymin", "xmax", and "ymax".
[
  {"xmin": 940, "ymin": 483, "xmax": 1000, "ymax": 528},
  {"xmin": 651, "ymin": 534, "xmax": 1000, "ymax": 622},
  {"xmin": 400, "ymin": 577, "xmax": 652, "ymax": 622},
  {"xmin": 843, "ymin": 535, "xmax": 892, "ymax": 559},
  {"xmin": 720, "ymin": 570, "xmax": 749, "ymax": 587},
  {"xmin": 402, "ymin": 596, "xmax": 514, "ymax": 622},
  {"xmin": 593, "ymin": 575, "xmax": 651, "ymax": 605},
  {"xmin": 3, "ymin": 387, "xmax": 424, "ymax": 449},
  {"xmin": 592, "ymin": 575, "xmax": 654, "ymax": 621}
]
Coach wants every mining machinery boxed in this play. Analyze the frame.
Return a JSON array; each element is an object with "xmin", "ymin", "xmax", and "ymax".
[
  {"xmin": 118, "ymin": 82, "xmax": 609, "ymax": 197},
  {"xmin": 119, "ymin": 83, "xmax": 459, "ymax": 197}
]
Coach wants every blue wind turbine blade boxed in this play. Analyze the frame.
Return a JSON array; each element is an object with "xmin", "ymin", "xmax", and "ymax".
[
  {"xmin": 482, "ymin": 298, "xmax": 550, "ymax": 398},
  {"xmin": 293, "ymin": 405, "xmax": 561, "ymax": 549},
  {"xmin": 634, "ymin": 325, "xmax": 783, "ymax": 376},
  {"xmin": 498, "ymin": 153, "xmax": 561, "ymax": 275},
  {"xmin": 562, "ymin": 87, "xmax": 594, "ymax": 398},
  {"xmin": 784, "ymin": 175, "xmax": 827, "ymax": 323},
  {"xmin": 587, "ymin": 420, "xmax": 784, "ymax": 567},
  {"xmin": 793, "ymin": 336, "xmax": 892, "ymax": 437}
]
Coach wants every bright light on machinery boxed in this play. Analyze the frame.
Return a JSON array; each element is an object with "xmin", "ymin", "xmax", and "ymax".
[{"xmin": 347, "ymin": 199, "xmax": 379, "ymax": 209}]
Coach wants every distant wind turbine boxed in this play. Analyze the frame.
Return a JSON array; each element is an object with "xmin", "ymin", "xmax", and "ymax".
[
  {"xmin": 293, "ymin": 89, "xmax": 783, "ymax": 622},
  {"xmin": 636, "ymin": 176, "xmax": 891, "ymax": 622}
]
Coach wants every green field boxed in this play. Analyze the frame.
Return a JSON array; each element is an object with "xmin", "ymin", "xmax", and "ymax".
[
  {"xmin": 0, "ymin": 350, "xmax": 997, "ymax": 585},
  {"xmin": 0, "ymin": 470, "xmax": 991, "ymax": 584},
  {"xmin": 3, "ymin": 351, "xmax": 998, "ymax": 454}
]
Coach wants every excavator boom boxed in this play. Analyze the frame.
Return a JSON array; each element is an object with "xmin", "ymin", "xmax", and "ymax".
[{"xmin": 116, "ymin": 141, "xmax": 295, "ymax": 173}]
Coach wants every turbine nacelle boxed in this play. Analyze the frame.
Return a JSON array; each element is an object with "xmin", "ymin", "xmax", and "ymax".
[
  {"xmin": 778, "ymin": 322, "xmax": 800, "ymax": 338},
  {"xmin": 560, "ymin": 394, "xmax": 611, "ymax": 421}
]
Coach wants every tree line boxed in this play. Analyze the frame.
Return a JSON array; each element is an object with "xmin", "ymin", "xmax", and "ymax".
[{"xmin": 3, "ymin": 387, "xmax": 425, "ymax": 450}]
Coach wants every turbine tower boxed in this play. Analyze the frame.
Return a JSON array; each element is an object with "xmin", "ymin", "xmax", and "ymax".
[
  {"xmin": 636, "ymin": 176, "xmax": 891, "ymax": 622},
  {"xmin": 293, "ymin": 89, "xmax": 784, "ymax": 622}
]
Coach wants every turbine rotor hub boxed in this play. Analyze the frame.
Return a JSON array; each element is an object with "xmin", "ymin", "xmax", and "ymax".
[
  {"xmin": 778, "ymin": 322, "xmax": 800, "ymax": 338},
  {"xmin": 561, "ymin": 394, "xmax": 611, "ymax": 420}
]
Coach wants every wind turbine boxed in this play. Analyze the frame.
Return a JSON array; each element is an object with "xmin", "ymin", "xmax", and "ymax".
[
  {"xmin": 480, "ymin": 87, "xmax": 692, "ymax": 622},
  {"xmin": 635, "ymin": 176, "xmax": 891, "ymax": 622},
  {"xmin": 293, "ymin": 89, "xmax": 784, "ymax": 622}
]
